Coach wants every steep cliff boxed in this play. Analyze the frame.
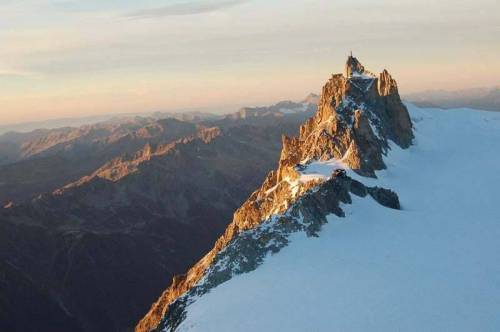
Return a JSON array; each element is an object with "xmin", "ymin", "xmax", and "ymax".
[{"xmin": 136, "ymin": 55, "xmax": 413, "ymax": 332}]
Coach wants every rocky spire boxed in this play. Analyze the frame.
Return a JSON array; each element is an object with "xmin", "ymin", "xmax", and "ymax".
[
  {"xmin": 278, "ymin": 55, "xmax": 413, "ymax": 177},
  {"xmin": 135, "ymin": 56, "xmax": 414, "ymax": 332}
]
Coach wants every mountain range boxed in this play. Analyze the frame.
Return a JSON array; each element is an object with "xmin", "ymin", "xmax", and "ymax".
[
  {"xmin": 405, "ymin": 86, "xmax": 500, "ymax": 111},
  {"xmin": 0, "ymin": 98, "xmax": 316, "ymax": 332},
  {"xmin": 0, "ymin": 97, "xmax": 317, "ymax": 206}
]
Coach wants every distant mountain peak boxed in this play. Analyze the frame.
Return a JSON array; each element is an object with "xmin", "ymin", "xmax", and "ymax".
[
  {"xmin": 405, "ymin": 86, "xmax": 500, "ymax": 112},
  {"xmin": 225, "ymin": 98, "xmax": 317, "ymax": 121},
  {"xmin": 302, "ymin": 93, "xmax": 320, "ymax": 105}
]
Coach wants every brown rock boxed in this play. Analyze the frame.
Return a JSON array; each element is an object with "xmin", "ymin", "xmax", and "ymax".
[{"xmin": 135, "ymin": 56, "xmax": 414, "ymax": 332}]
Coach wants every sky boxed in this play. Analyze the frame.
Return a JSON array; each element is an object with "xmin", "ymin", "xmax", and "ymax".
[{"xmin": 1, "ymin": 0, "xmax": 499, "ymax": 125}]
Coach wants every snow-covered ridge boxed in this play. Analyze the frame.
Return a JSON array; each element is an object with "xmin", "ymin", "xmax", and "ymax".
[
  {"xmin": 171, "ymin": 104, "xmax": 500, "ymax": 331},
  {"xmin": 136, "ymin": 56, "xmax": 414, "ymax": 332},
  {"xmin": 157, "ymin": 154, "xmax": 400, "ymax": 331}
]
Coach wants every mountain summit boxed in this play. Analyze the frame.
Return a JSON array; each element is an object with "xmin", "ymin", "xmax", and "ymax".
[{"xmin": 136, "ymin": 55, "xmax": 414, "ymax": 331}]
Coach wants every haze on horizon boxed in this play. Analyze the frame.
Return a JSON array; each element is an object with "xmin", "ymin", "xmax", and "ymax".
[{"xmin": 1, "ymin": 0, "xmax": 499, "ymax": 125}]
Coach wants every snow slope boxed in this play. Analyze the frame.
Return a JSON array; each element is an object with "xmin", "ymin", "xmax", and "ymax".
[{"xmin": 175, "ymin": 104, "xmax": 500, "ymax": 332}]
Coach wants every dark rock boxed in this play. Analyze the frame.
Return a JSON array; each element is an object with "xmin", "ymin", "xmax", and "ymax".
[
  {"xmin": 368, "ymin": 186, "xmax": 401, "ymax": 210},
  {"xmin": 349, "ymin": 179, "xmax": 368, "ymax": 197}
]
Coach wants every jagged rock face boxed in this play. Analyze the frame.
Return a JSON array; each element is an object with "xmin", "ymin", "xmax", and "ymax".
[
  {"xmin": 302, "ymin": 93, "xmax": 320, "ymax": 105},
  {"xmin": 288, "ymin": 56, "xmax": 413, "ymax": 177},
  {"xmin": 158, "ymin": 176, "xmax": 400, "ymax": 331},
  {"xmin": 378, "ymin": 69, "xmax": 413, "ymax": 147},
  {"xmin": 136, "ymin": 56, "xmax": 413, "ymax": 332}
]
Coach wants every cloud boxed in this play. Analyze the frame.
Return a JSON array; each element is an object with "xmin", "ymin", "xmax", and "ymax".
[
  {"xmin": 125, "ymin": 0, "xmax": 248, "ymax": 19},
  {"xmin": 0, "ymin": 68, "xmax": 36, "ymax": 79}
]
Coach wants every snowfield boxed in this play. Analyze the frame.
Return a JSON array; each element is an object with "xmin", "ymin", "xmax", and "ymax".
[{"xmin": 176, "ymin": 104, "xmax": 500, "ymax": 332}]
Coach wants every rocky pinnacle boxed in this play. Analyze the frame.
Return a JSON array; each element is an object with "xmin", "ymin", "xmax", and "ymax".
[{"xmin": 135, "ymin": 55, "xmax": 413, "ymax": 332}]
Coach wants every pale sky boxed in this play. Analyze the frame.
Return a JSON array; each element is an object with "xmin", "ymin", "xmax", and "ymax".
[{"xmin": 1, "ymin": 0, "xmax": 499, "ymax": 125}]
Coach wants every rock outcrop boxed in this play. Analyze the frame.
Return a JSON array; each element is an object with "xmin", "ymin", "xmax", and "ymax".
[{"xmin": 136, "ymin": 55, "xmax": 413, "ymax": 332}]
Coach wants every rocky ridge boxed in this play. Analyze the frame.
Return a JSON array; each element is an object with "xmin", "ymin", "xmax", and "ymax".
[
  {"xmin": 224, "ymin": 100, "xmax": 316, "ymax": 122},
  {"xmin": 0, "ymin": 97, "xmax": 317, "ymax": 206},
  {"xmin": 56, "ymin": 126, "xmax": 221, "ymax": 190},
  {"xmin": 135, "ymin": 56, "xmax": 413, "ymax": 332},
  {"xmin": 0, "ymin": 118, "xmax": 201, "ymax": 205}
]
